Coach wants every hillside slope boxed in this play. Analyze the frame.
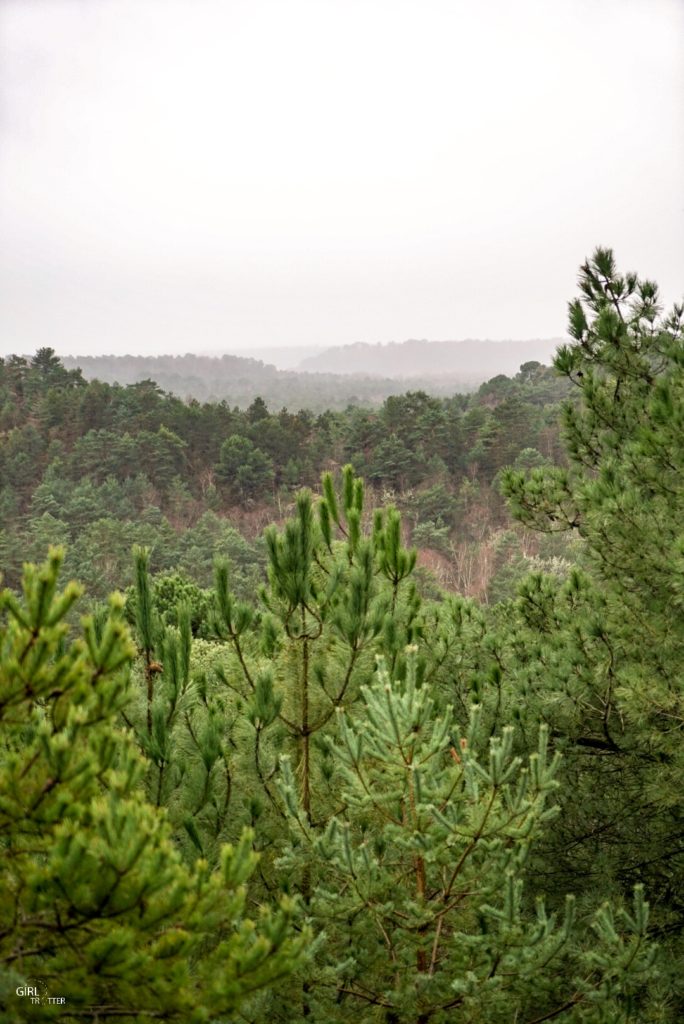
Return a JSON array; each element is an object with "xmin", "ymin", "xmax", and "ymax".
[
  {"xmin": 298, "ymin": 338, "xmax": 565, "ymax": 378},
  {"xmin": 60, "ymin": 352, "xmax": 485, "ymax": 409}
]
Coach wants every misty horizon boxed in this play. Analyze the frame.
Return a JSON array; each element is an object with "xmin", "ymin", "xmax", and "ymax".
[
  {"xmin": 6, "ymin": 336, "xmax": 566, "ymax": 362},
  {"xmin": 1, "ymin": 0, "xmax": 683, "ymax": 357}
]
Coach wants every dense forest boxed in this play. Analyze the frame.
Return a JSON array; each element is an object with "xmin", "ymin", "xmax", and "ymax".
[
  {"xmin": 0, "ymin": 344, "xmax": 572, "ymax": 607},
  {"xmin": 1, "ymin": 249, "xmax": 683, "ymax": 1022}
]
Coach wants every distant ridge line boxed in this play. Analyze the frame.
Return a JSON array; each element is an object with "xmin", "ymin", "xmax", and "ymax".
[{"xmin": 297, "ymin": 337, "xmax": 567, "ymax": 377}]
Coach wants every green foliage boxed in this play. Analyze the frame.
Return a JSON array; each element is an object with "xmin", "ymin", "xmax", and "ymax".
[
  {"xmin": 125, "ymin": 570, "xmax": 211, "ymax": 637},
  {"xmin": 209, "ymin": 468, "xmax": 421, "ymax": 845},
  {"xmin": 277, "ymin": 653, "xmax": 655, "ymax": 1022},
  {"xmin": 215, "ymin": 435, "xmax": 276, "ymax": 502},
  {"xmin": 474, "ymin": 249, "xmax": 684, "ymax": 1014},
  {"xmin": 0, "ymin": 550, "xmax": 308, "ymax": 1021},
  {"xmin": 1, "ymin": 346, "xmax": 569, "ymax": 605},
  {"xmin": 124, "ymin": 548, "xmax": 239, "ymax": 863}
]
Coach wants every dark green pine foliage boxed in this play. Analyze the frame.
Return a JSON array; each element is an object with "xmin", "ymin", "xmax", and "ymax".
[
  {"xmin": 498, "ymin": 248, "xmax": 684, "ymax": 1014},
  {"xmin": 277, "ymin": 652, "xmax": 655, "ymax": 1023},
  {"xmin": 0, "ymin": 550, "xmax": 308, "ymax": 1022},
  {"xmin": 215, "ymin": 435, "xmax": 276, "ymax": 503}
]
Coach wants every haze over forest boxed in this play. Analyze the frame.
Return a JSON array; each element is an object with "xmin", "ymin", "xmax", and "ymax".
[{"xmin": 61, "ymin": 337, "xmax": 565, "ymax": 408}]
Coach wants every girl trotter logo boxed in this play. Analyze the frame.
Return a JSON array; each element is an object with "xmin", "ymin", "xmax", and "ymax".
[{"xmin": 16, "ymin": 979, "xmax": 66, "ymax": 1006}]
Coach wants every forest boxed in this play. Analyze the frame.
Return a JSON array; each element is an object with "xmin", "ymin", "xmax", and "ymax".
[
  {"xmin": 57, "ymin": 352, "xmax": 469, "ymax": 410},
  {"xmin": 1, "ymin": 249, "xmax": 683, "ymax": 1022},
  {"xmin": 58, "ymin": 337, "xmax": 560, "ymax": 407}
]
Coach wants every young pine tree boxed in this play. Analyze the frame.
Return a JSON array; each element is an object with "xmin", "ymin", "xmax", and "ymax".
[
  {"xmin": 206, "ymin": 468, "xmax": 421, "ymax": 1017},
  {"xmin": 0, "ymin": 549, "xmax": 308, "ymax": 1021},
  {"xmin": 276, "ymin": 650, "xmax": 655, "ymax": 1024},
  {"xmin": 123, "ymin": 545, "xmax": 242, "ymax": 865},
  {"xmin": 209, "ymin": 467, "xmax": 421, "ymax": 840}
]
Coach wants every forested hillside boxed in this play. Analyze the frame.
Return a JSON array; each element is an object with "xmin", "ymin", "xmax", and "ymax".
[
  {"xmin": 0, "ymin": 350, "xmax": 572, "ymax": 605},
  {"xmin": 58, "ymin": 339, "xmax": 564, "ymax": 408},
  {"xmin": 298, "ymin": 337, "xmax": 564, "ymax": 377},
  {"xmin": 2, "ymin": 251, "xmax": 683, "ymax": 1022},
  {"xmin": 58, "ymin": 352, "xmax": 478, "ymax": 409}
]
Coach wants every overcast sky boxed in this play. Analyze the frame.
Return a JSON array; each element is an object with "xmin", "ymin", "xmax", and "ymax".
[{"xmin": 1, "ymin": 0, "xmax": 682, "ymax": 357}]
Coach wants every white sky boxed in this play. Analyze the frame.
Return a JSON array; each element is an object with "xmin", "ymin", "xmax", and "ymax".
[{"xmin": 1, "ymin": 0, "xmax": 683, "ymax": 356}]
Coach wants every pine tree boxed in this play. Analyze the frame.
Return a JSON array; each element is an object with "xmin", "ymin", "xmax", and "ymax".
[
  {"xmin": 215, "ymin": 435, "xmax": 275, "ymax": 503},
  {"xmin": 123, "ymin": 545, "xmax": 241, "ymax": 864},
  {"xmin": 493, "ymin": 249, "xmax": 684, "ymax": 1013},
  {"xmin": 277, "ymin": 651, "xmax": 655, "ymax": 1023},
  {"xmin": 204, "ymin": 467, "xmax": 423, "ymax": 1017},
  {"xmin": 208, "ymin": 467, "xmax": 421, "ymax": 840},
  {"xmin": 0, "ymin": 549, "xmax": 308, "ymax": 1021}
]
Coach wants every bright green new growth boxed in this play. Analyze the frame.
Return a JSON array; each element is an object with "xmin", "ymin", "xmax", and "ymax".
[
  {"xmin": 210, "ymin": 468, "xmax": 420, "ymax": 836},
  {"xmin": 0, "ymin": 549, "xmax": 308, "ymax": 1021}
]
